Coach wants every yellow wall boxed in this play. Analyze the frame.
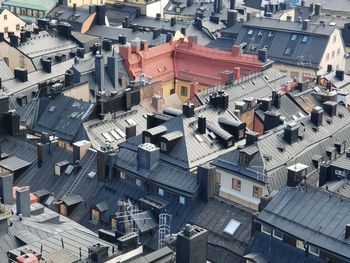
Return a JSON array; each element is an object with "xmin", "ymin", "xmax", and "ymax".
[
  {"xmin": 161, "ymin": 80, "xmax": 175, "ymax": 98},
  {"xmin": 67, "ymin": 0, "xmax": 105, "ymax": 7},
  {"xmin": 63, "ymin": 83, "xmax": 90, "ymax": 102},
  {"xmin": 174, "ymin": 80, "xmax": 207, "ymax": 103},
  {"xmin": 0, "ymin": 9, "xmax": 27, "ymax": 38}
]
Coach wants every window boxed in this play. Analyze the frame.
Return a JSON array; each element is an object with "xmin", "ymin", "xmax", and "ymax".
[
  {"xmin": 16, "ymin": 7, "xmax": 20, "ymax": 14},
  {"xmin": 296, "ymin": 240, "xmax": 305, "ymax": 250},
  {"xmin": 247, "ymin": 29, "xmax": 253, "ymax": 35},
  {"xmin": 232, "ymin": 178, "xmax": 241, "ymax": 191},
  {"xmin": 39, "ymin": 11, "xmax": 44, "ymax": 18},
  {"xmin": 170, "ymin": 88, "xmax": 175, "ymax": 95},
  {"xmin": 290, "ymin": 71, "xmax": 299, "ymax": 79},
  {"xmin": 301, "ymin": 35, "xmax": 309, "ymax": 43},
  {"xmin": 144, "ymin": 136, "xmax": 151, "ymax": 143},
  {"xmin": 326, "ymin": 53, "xmax": 329, "ymax": 61},
  {"xmin": 3, "ymin": 14, "xmax": 7, "ymax": 20},
  {"xmin": 333, "ymin": 35, "xmax": 337, "ymax": 43},
  {"xmin": 27, "ymin": 9, "xmax": 32, "ymax": 16},
  {"xmin": 158, "ymin": 188, "xmax": 164, "ymax": 196},
  {"xmin": 111, "ymin": 218, "xmax": 117, "ymax": 230},
  {"xmin": 179, "ymin": 196, "xmax": 185, "ymax": 205},
  {"xmin": 181, "ymin": 86, "xmax": 188, "ymax": 97},
  {"xmin": 273, "ymin": 229, "xmax": 283, "ymax": 240},
  {"xmin": 261, "ymin": 224, "xmax": 271, "ymax": 235},
  {"xmin": 20, "ymin": 8, "xmax": 26, "ymax": 15},
  {"xmin": 160, "ymin": 141, "xmax": 167, "ymax": 151},
  {"xmin": 291, "ymin": 34, "xmax": 297, "ymax": 41},
  {"xmin": 284, "ymin": 48, "xmax": 292, "ymax": 55},
  {"xmin": 4, "ymin": 27, "xmax": 8, "ymax": 33},
  {"xmin": 331, "ymin": 51, "xmax": 335, "ymax": 58},
  {"xmin": 239, "ymin": 152, "xmax": 249, "ymax": 165},
  {"xmin": 33, "ymin": 10, "xmax": 38, "ymax": 17},
  {"xmin": 309, "ymin": 245, "xmax": 320, "ymax": 256},
  {"xmin": 253, "ymin": 186, "xmax": 263, "ymax": 198},
  {"xmin": 16, "ymin": 24, "xmax": 20, "ymax": 31},
  {"xmin": 337, "ymin": 48, "xmax": 341, "ymax": 55},
  {"xmin": 120, "ymin": 171, "xmax": 125, "ymax": 179},
  {"xmin": 91, "ymin": 209, "xmax": 100, "ymax": 223},
  {"xmin": 136, "ymin": 179, "xmax": 141, "ymax": 186}
]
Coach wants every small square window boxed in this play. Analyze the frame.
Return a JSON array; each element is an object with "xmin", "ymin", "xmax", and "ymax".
[
  {"xmin": 232, "ymin": 178, "xmax": 241, "ymax": 191},
  {"xmin": 253, "ymin": 186, "xmax": 263, "ymax": 198},
  {"xmin": 309, "ymin": 245, "xmax": 320, "ymax": 256},
  {"xmin": 136, "ymin": 179, "xmax": 141, "ymax": 186},
  {"xmin": 261, "ymin": 224, "xmax": 271, "ymax": 235},
  {"xmin": 179, "ymin": 196, "xmax": 185, "ymax": 204},
  {"xmin": 4, "ymin": 14, "xmax": 7, "ymax": 20},
  {"xmin": 291, "ymin": 34, "xmax": 297, "ymax": 41},
  {"xmin": 158, "ymin": 188, "xmax": 164, "ymax": 196},
  {"xmin": 273, "ymin": 229, "xmax": 283, "ymax": 240},
  {"xmin": 181, "ymin": 86, "xmax": 188, "ymax": 97},
  {"xmin": 16, "ymin": 24, "xmax": 20, "ymax": 31}
]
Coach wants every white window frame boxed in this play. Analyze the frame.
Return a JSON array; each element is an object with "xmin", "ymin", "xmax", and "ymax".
[
  {"xmin": 309, "ymin": 245, "xmax": 320, "ymax": 256},
  {"xmin": 158, "ymin": 188, "xmax": 164, "ymax": 196},
  {"xmin": 160, "ymin": 141, "xmax": 167, "ymax": 151},
  {"xmin": 120, "ymin": 171, "xmax": 125, "ymax": 179},
  {"xmin": 272, "ymin": 229, "xmax": 283, "ymax": 240},
  {"xmin": 296, "ymin": 240, "xmax": 305, "ymax": 250},
  {"xmin": 136, "ymin": 179, "xmax": 141, "ymax": 186},
  {"xmin": 179, "ymin": 196, "xmax": 185, "ymax": 205},
  {"xmin": 261, "ymin": 224, "xmax": 272, "ymax": 235}
]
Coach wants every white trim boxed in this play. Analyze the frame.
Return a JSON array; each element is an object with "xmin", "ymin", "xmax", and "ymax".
[{"xmin": 272, "ymin": 229, "xmax": 283, "ymax": 240}]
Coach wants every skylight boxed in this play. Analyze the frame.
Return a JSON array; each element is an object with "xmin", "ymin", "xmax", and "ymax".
[
  {"xmin": 284, "ymin": 48, "xmax": 292, "ymax": 55},
  {"xmin": 248, "ymin": 29, "xmax": 253, "ymax": 35},
  {"xmin": 195, "ymin": 134, "xmax": 203, "ymax": 143},
  {"xmin": 291, "ymin": 34, "xmax": 297, "ymax": 41},
  {"xmin": 223, "ymin": 219, "xmax": 241, "ymax": 235}
]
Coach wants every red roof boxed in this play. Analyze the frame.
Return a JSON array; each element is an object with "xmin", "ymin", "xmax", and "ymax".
[{"xmin": 120, "ymin": 37, "xmax": 269, "ymax": 86}]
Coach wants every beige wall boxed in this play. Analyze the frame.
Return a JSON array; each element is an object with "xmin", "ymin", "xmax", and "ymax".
[
  {"xmin": 62, "ymin": 83, "xmax": 90, "ymax": 102},
  {"xmin": 0, "ymin": 9, "xmax": 26, "ymax": 38},
  {"xmin": 273, "ymin": 63, "xmax": 316, "ymax": 82},
  {"xmin": 0, "ymin": 41, "xmax": 35, "ymax": 73}
]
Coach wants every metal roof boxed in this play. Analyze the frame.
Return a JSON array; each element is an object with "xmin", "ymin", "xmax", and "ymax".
[
  {"xmin": 0, "ymin": 156, "xmax": 31, "ymax": 172},
  {"xmin": 0, "ymin": 59, "xmax": 14, "ymax": 81},
  {"xmin": 257, "ymin": 186, "xmax": 350, "ymax": 261},
  {"xmin": 60, "ymin": 194, "xmax": 83, "ymax": 206}
]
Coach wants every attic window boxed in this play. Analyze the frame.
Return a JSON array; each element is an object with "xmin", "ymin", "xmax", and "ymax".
[
  {"xmin": 291, "ymin": 34, "xmax": 297, "ymax": 41},
  {"xmin": 302, "ymin": 35, "xmax": 309, "ymax": 43},
  {"xmin": 239, "ymin": 152, "xmax": 249, "ymax": 165},
  {"xmin": 284, "ymin": 48, "xmax": 292, "ymax": 55},
  {"xmin": 248, "ymin": 29, "xmax": 254, "ymax": 35},
  {"xmin": 144, "ymin": 136, "xmax": 151, "ymax": 143}
]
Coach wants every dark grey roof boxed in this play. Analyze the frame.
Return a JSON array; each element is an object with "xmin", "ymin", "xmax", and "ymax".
[
  {"xmin": 17, "ymin": 95, "xmax": 94, "ymax": 143},
  {"xmin": 206, "ymin": 37, "xmax": 236, "ymax": 51},
  {"xmin": 131, "ymin": 16, "xmax": 190, "ymax": 33},
  {"xmin": 60, "ymin": 194, "xmax": 83, "ymax": 206},
  {"xmin": 322, "ymin": 71, "xmax": 350, "ymax": 89},
  {"xmin": 246, "ymin": 231, "xmax": 326, "ymax": 263},
  {"xmin": 127, "ymin": 246, "xmax": 174, "ymax": 263},
  {"xmin": 190, "ymin": 198, "xmax": 253, "ymax": 262},
  {"xmin": 303, "ymin": 0, "xmax": 350, "ymax": 13},
  {"xmin": 0, "ymin": 59, "xmax": 14, "ymax": 81},
  {"xmin": 223, "ymin": 17, "xmax": 336, "ymax": 69},
  {"xmin": 256, "ymin": 186, "xmax": 350, "ymax": 261},
  {"xmin": 105, "ymin": 4, "xmax": 139, "ymax": 26},
  {"xmin": 87, "ymin": 25, "xmax": 167, "ymax": 46}
]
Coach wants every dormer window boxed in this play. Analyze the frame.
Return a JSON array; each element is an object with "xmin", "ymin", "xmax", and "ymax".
[{"xmin": 239, "ymin": 152, "xmax": 249, "ymax": 165}]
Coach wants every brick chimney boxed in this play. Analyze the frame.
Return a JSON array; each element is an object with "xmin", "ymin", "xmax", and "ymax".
[
  {"xmin": 231, "ymin": 45, "xmax": 241, "ymax": 56},
  {"xmin": 233, "ymin": 67, "xmax": 241, "ymax": 80}
]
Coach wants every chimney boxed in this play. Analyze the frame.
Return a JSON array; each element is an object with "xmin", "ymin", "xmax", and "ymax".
[
  {"xmin": 302, "ymin": 19, "xmax": 309, "ymax": 30},
  {"xmin": 246, "ymin": 131, "xmax": 259, "ymax": 146},
  {"xmin": 73, "ymin": 140, "xmax": 91, "ymax": 163},
  {"xmin": 183, "ymin": 102, "xmax": 195, "ymax": 118},
  {"xmin": 319, "ymin": 163, "xmax": 330, "ymax": 186},
  {"xmin": 152, "ymin": 95, "xmax": 162, "ymax": 112},
  {"xmin": 346, "ymin": 224, "xmax": 350, "ymax": 239},
  {"xmin": 181, "ymin": 27, "xmax": 186, "ymax": 36},
  {"xmin": 126, "ymin": 124, "xmax": 136, "ymax": 139},
  {"xmin": 272, "ymin": 91, "xmax": 281, "ymax": 109},
  {"xmin": 156, "ymin": 13, "xmax": 161, "ymax": 20},
  {"xmin": 187, "ymin": 0, "xmax": 193, "ymax": 7},
  {"xmin": 57, "ymin": 23, "xmax": 72, "ymax": 39},
  {"xmin": 9, "ymin": 34, "xmax": 18, "ymax": 47},
  {"xmin": 287, "ymin": 163, "xmax": 308, "ymax": 187},
  {"xmin": 327, "ymin": 81, "xmax": 332, "ymax": 91},
  {"xmin": 197, "ymin": 164, "xmax": 216, "ymax": 202},
  {"xmin": 14, "ymin": 68, "xmax": 28, "ymax": 82},
  {"xmin": 96, "ymin": 4, "xmax": 106, "ymax": 26},
  {"xmin": 197, "ymin": 115, "xmax": 206, "ymax": 134},
  {"xmin": 315, "ymin": 3, "xmax": 322, "ymax": 16},
  {"xmin": 259, "ymin": 98, "xmax": 272, "ymax": 112},
  {"xmin": 258, "ymin": 195, "xmax": 272, "ymax": 212},
  {"xmin": 76, "ymin": 47, "xmax": 84, "ymax": 58},
  {"xmin": 283, "ymin": 122, "xmax": 299, "ymax": 144},
  {"xmin": 166, "ymin": 32, "xmax": 173, "ymax": 43},
  {"xmin": 233, "ymin": 67, "xmax": 241, "ymax": 80},
  {"xmin": 323, "ymin": 101, "xmax": 337, "ymax": 117},
  {"xmin": 64, "ymin": 70, "xmax": 74, "ymax": 87},
  {"xmin": 102, "ymin": 39, "xmax": 112, "ymax": 51},
  {"xmin": 214, "ymin": 0, "xmax": 222, "ymax": 12},
  {"xmin": 0, "ymin": 173, "xmax": 13, "ymax": 205},
  {"xmin": 41, "ymin": 57, "xmax": 52, "ymax": 73},
  {"xmin": 170, "ymin": 17, "xmax": 176, "ymax": 26},
  {"xmin": 327, "ymin": 64, "xmax": 333, "ymax": 73},
  {"xmin": 230, "ymin": 0, "xmax": 236, "ymax": 10},
  {"xmin": 258, "ymin": 48, "xmax": 268, "ymax": 63},
  {"xmin": 311, "ymin": 106, "xmax": 323, "ymax": 127},
  {"xmin": 138, "ymin": 143, "xmax": 160, "ymax": 171},
  {"xmin": 118, "ymin": 35, "xmax": 127, "ymax": 45},
  {"xmin": 124, "ymin": 88, "xmax": 132, "ymax": 111},
  {"xmin": 264, "ymin": 111, "xmax": 283, "ymax": 132},
  {"xmin": 89, "ymin": 4, "xmax": 96, "ymax": 14},
  {"xmin": 88, "ymin": 243, "xmax": 109, "ymax": 263},
  {"xmin": 194, "ymin": 17, "xmax": 202, "ymax": 30},
  {"xmin": 152, "ymin": 28, "xmax": 161, "ymax": 40},
  {"xmin": 73, "ymin": 3, "xmax": 77, "ymax": 13},
  {"xmin": 227, "ymin": 9, "xmax": 238, "ymax": 27},
  {"xmin": 20, "ymin": 30, "xmax": 27, "ymax": 43},
  {"xmin": 336, "ymin": 70, "xmax": 344, "ymax": 81},
  {"xmin": 231, "ymin": 45, "xmax": 240, "ymax": 56},
  {"xmin": 176, "ymin": 224, "xmax": 208, "ymax": 263},
  {"xmin": 301, "ymin": 0, "xmax": 305, "ymax": 6},
  {"xmin": 16, "ymin": 187, "xmax": 31, "ymax": 217},
  {"xmin": 95, "ymin": 53, "xmax": 104, "ymax": 90}
]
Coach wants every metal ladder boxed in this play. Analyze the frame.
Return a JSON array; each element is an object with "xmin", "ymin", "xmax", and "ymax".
[{"xmin": 64, "ymin": 151, "xmax": 96, "ymax": 196}]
